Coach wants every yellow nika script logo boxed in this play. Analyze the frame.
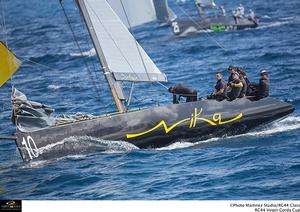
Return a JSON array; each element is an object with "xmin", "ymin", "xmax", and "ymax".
[{"xmin": 126, "ymin": 108, "xmax": 243, "ymax": 139}]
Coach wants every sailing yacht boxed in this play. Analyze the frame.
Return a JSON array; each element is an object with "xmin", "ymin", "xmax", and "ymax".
[
  {"xmin": 170, "ymin": 0, "xmax": 258, "ymax": 36},
  {"xmin": 0, "ymin": 0, "xmax": 294, "ymax": 161}
]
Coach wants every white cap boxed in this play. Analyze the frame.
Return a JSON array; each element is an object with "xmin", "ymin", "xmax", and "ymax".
[{"xmin": 260, "ymin": 69, "xmax": 268, "ymax": 75}]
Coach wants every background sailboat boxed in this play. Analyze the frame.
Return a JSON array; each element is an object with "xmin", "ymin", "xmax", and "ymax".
[{"xmin": 170, "ymin": 0, "xmax": 258, "ymax": 36}]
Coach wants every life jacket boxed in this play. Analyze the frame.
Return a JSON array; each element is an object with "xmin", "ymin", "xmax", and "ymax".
[{"xmin": 228, "ymin": 79, "xmax": 242, "ymax": 100}]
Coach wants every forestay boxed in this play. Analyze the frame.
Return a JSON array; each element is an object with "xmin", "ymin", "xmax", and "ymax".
[{"xmin": 80, "ymin": 0, "xmax": 167, "ymax": 82}]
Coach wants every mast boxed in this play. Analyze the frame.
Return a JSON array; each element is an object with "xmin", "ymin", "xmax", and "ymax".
[{"xmin": 76, "ymin": 0, "xmax": 126, "ymax": 113}]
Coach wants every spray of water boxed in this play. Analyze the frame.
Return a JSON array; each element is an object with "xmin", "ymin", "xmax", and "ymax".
[{"xmin": 158, "ymin": 116, "xmax": 300, "ymax": 150}]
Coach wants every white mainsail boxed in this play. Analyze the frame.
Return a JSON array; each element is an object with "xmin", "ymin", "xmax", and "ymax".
[
  {"xmin": 107, "ymin": 0, "xmax": 156, "ymax": 28},
  {"xmin": 78, "ymin": 0, "xmax": 167, "ymax": 82}
]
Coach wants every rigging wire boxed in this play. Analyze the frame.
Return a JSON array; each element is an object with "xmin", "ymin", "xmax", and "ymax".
[
  {"xmin": 85, "ymin": 1, "xmax": 142, "ymax": 82},
  {"xmin": 77, "ymin": 2, "xmax": 103, "ymax": 90},
  {"xmin": 118, "ymin": 0, "xmax": 171, "ymax": 101},
  {"xmin": 172, "ymin": 1, "xmax": 238, "ymax": 65},
  {"xmin": 126, "ymin": 82, "xmax": 134, "ymax": 109},
  {"xmin": 59, "ymin": 0, "xmax": 103, "ymax": 101},
  {"xmin": 118, "ymin": 0, "xmax": 150, "ymax": 106},
  {"xmin": 119, "ymin": 0, "xmax": 151, "ymax": 82},
  {"xmin": 175, "ymin": 3, "xmax": 227, "ymax": 51},
  {"xmin": 18, "ymin": 56, "xmax": 64, "ymax": 73},
  {"xmin": 85, "ymin": 0, "xmax": 163, "ymax": 107},
  {"xmin": 157, "ymin": 81, "xmax": 169, "ymax": 90},
  {"xmin": 155, "ymin": 2, "xmax": 242, "ymax": 92}
]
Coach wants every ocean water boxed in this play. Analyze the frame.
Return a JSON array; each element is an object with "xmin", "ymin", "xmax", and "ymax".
[{"xmin": 0, "ymin": 0, "xmax": 300, "ymax": 200}]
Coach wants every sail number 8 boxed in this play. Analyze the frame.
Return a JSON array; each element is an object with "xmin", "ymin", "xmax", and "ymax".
[{"xmin": 22, "ymin": 136, "xmax": 39, "ymax": 160}]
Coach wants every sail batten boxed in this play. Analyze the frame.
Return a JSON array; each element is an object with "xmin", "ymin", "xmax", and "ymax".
[{"xmin": 80, "ymin": 0, "xmax": 167, "ymax": 83}]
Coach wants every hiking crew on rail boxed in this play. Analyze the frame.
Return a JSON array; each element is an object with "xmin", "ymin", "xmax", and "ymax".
[{"xmin": 169, "ymin": 66, "xmax": 269, "ymax": 103}]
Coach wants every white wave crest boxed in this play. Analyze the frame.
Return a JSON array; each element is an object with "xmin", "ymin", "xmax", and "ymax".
[
  {"xmin": 176, "ymin": 0, "xmax": 188, "ymax": 3},
  {"xmin": 70, "ymin": 48, "xmax": 96, "ymax": 57},
  {"xmin": 258, "ymin": 20, "xmax": 293, "ymax": 29},
  {"xmin": 47, "ymin": 84, "xmax": 61, "ymax": 90},
  {"xmin": 22, "ymin": 160, "xmax": 49, "ymax": 168},
  {"xmin": 21, "ymin": 154, "xmax": 88, "ymax": 168},
  {"xmin": 246, "ymin": 116, "xmax": 300, "ymax": 137},
  {"xmin": 38, "ymin": 136, "xmax": 139, "ymax": 156},
  {"xmin": 157, "ymin": 141, "xmax": 194, "ymax": 150},
  {"xmin": 261, "ymin": 15, "xmax": 272, "ymax": 19},
  {"xmin": 279, "ymin": 16, "xmax": 295, "ymax": 21}
]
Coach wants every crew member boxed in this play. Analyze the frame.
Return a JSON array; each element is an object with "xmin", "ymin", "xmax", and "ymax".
[
  {"xmin": 195, "ymin": 0, "xmax": 205, "ymax": 17},
  {"xmin": 236, "ymin": 68, "xmax": 249, "ymax": 97},
  {"xmin": 238, "ymin": 72, "xmax": 247, "ymax": 98},
  {"xmin": 248, "ymin": 9, "xmax": 256, "ymax": 21},
  {"xmin": 169, "ymin": 84, "xmax": 198, "ymax": 104},
  {"xmin": 220, "ymin": 5, "xmax": 226, "ymax": 17},
  {"xmin": 207, "ymin": 72, "xmax": 227, "ymax": 101},
  {"xmin": 233, "ymin": 3, "xmax": 245, "ymax": 23},
  {"xmin": 250, "ymin": 70, "xmax": 269, "ymax": 100},
  {"xmin": 227, "ymin": 65, "xmax": 236, "ymax": 85},
  {"xmin": 236, "ymin": 4, "xmax": 245, "ymax": 17},
  {"xmin": 227, "ymin": 72, "xmax": 243, "ymax": 100}
]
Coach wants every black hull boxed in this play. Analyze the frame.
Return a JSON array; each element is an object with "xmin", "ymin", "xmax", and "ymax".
[
  {"xmin": 171, "ymin": 16, "xmax": 258, "ymax": 36},
  {"xmin": 15, "ymin": 97, "xmax": 294, "ymax": 161}
]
